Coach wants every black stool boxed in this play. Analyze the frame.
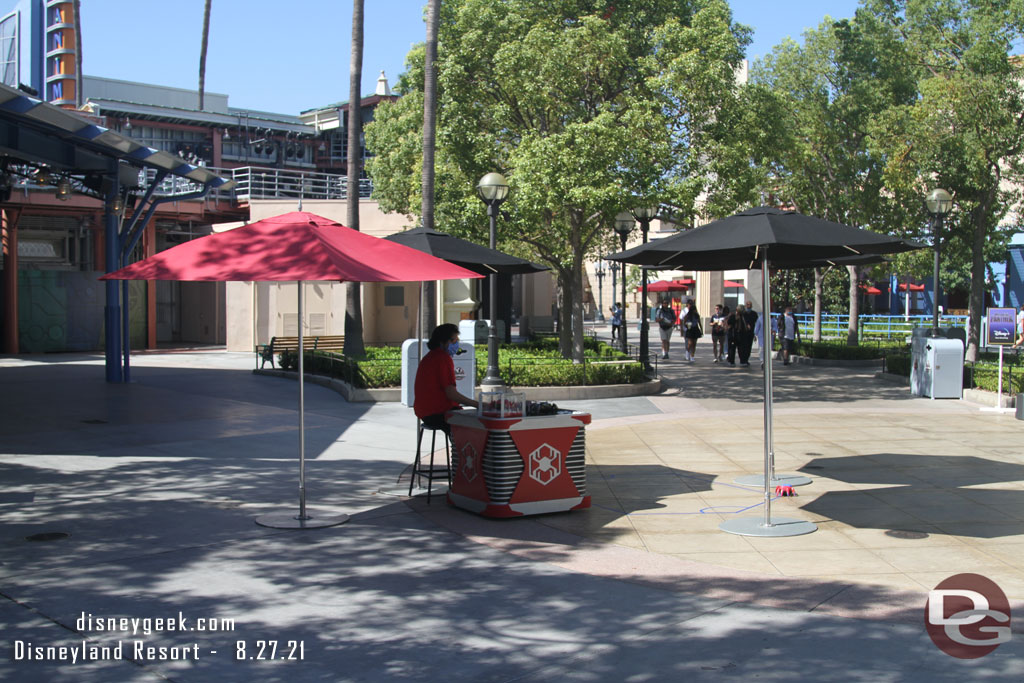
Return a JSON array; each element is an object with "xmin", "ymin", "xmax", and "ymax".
[{"xmin": 409, "ymin": 422, "xmax": 451, "ymax": 503}]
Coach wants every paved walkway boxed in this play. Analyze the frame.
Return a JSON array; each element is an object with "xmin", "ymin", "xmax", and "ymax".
[{"xmin": 1, "ymin": 342, "xmax": 1023, "ymax": 681}]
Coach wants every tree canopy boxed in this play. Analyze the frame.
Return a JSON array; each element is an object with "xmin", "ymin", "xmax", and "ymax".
[{"xmin": 366, "ymin": 0, "xmax": 756, "ymax": 360}]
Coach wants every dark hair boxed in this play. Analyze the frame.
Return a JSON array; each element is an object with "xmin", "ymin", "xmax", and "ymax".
[{"xmin": 427, "ymin": 323, "xmax": 459, "ymax": 350}]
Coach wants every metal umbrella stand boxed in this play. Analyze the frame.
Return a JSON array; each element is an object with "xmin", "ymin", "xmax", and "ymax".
[
  {"xmin": 719, "ymin": 247, "xmax": 815, "ymax": 537},
  {"xmin": 607, "ymin": 207, "xmax": 924, "ymax": 538}
]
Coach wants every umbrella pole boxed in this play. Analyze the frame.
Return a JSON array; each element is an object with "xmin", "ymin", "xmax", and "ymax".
[
  {"xmin": 719, "ymin": 248, "xmax": 816, "ymax": 538},
  {"xmin": 299, "ymin": 281, "xmax": 306, "ymax": 520},
  {"xmin": 762, "ymin": 252, "xmax": 773, "ymax": 527},
  {"xmin": 733, "ymin": 261, "xmax": 812, "ymax": 491},
  {"xmin": 256, "ymin": 280, "xmax": 349, "ymax": 529}
]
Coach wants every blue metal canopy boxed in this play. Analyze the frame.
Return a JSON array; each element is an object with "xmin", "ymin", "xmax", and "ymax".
[{"xmin": 0, "ymin": 81, "xmax": 234, "ymax": 190}]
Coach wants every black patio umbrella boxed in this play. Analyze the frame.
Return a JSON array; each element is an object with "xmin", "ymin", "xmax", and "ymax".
[
  {"xmin": 607, "ymin": 206, "xmax": 924, "ymax": 538},
  {"xmin": 384, "ymin": 226, "xmax": 547, "ymax": 276}
]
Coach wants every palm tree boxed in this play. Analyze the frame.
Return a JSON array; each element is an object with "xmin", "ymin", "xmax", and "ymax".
[
  {"xmin": 344, "ymin": 0, "xmax": 366, "ymax": 356},
  {"xmin": 198, "ymin": 0, "xmax": 212, "ymax": 110},
  {"xmin": 419, "ymin": 0, "xmax": 441, "ymax": 333},
  {"xmin": 72, "ymin": 0, "xmax": 82, "ymax": 108}
]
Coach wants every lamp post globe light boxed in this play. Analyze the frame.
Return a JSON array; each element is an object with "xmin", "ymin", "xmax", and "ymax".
[
  {"xmin": 614, "ymin": 211, "xmax": 635, "ymax": 354},
  {"xmin": 631, "ymin": 206, "xmax": 658, "ymax": 368},
  {"xmin": 925, "ymin": 188, "xmax": 953, "ymax": 333},
  {"xmin": 477, "ymin": 172, "xmax": 510, "ymax": 388}
]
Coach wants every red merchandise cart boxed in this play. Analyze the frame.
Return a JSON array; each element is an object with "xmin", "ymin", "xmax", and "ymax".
[{"xmin": 446, "ymin": 410, "xmax": 591, "ymax": 518}]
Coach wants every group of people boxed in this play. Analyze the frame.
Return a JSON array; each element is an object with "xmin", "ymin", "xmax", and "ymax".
[
  {"xmin": 653, "ymin": 299, "xmax": 703, "ymax": 361},
  {"xmin": 708, "ymin": 302, "xmax": 802, "ymax": 366},
  {"xmin": 611, "ymin": 298, "xmax": 803, "ymax": 365}
]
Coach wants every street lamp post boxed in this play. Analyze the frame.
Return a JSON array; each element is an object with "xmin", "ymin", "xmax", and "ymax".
[
  {"xmin": 595, "ymin": 260, "xmax": 606, "ymax": 322},
  {"xmin": 477, "ymin": 172, "xmax": 510, "ymax": 387},
  {"xmin": 925, "ymin": 188, "xmax": 953, "ymax": 334},
  {"xmin": 632, "ymin": 206, "xmax": 658, "ymax": 368},
  {"xmin": 614, "ymin": 212, "xmax": 635, "ymax": 354},
  {"xmin": 609, "ymin": 262, "xmax": 619, "ymax": 327}
]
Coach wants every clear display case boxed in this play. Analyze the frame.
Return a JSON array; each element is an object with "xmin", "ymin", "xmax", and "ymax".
[{"xmin": 478, "ymin": 389, "xmax": 525, "ymax": 418}]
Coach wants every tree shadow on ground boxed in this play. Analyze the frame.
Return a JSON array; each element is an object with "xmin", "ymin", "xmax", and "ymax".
[
  {"xmin": 799, "ymin": 452, "xmax": 1024, "ymax": 539},
  {"xmin": 659, "ymin": 364, "xmax": 912, "ymax": 404}
]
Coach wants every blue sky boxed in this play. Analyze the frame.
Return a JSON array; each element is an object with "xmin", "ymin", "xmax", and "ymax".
[{"xmin": 79, "ymin": 0, "xmax": 860, "ymax": 115}]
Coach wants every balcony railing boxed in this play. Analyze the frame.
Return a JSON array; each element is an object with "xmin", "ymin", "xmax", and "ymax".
[{"xmin": 139, "ymin": 166, "xmax": 373, "ymax": 202}]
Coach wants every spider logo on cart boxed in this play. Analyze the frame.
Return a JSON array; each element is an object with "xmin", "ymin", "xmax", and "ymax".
[
  {"xmin": 460, "ymin": 443, "xmax": 478, "ymax": 483},
  {"xmin": 528, "ymin": 444, "xmax": 561, "ymax": 485}
]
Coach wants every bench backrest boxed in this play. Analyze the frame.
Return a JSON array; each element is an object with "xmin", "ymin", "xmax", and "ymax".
[{"xmin": 270, "ymin": 335, "xmax": 346, "ymax": 352}]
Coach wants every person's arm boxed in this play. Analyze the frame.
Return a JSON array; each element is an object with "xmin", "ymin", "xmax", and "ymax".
[{"xmin": 444, "ymin": 384, "xmax": 478, "ymax": 409}]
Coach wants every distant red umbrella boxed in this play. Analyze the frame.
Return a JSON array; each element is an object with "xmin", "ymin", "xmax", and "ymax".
[
  {"xmin": 103, "ymin": 211, "xmax": 483, "ymax": 530},
  {"xmin": 898, "ymin": 283, "xmax": 926, "ymax": 292},
  {"xmin": 859, "ymin": 283, "xmax": 882, "ymax": 295},
  {"xmin": 723, "ymin": 279, "xmax": 744, "ymax": 288},
  {"xmin": 643, "ymin": 278, "xmax": 691, "ymax": 292}
]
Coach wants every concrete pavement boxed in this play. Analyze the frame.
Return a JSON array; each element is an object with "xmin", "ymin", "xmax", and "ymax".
[{"xmin": 1, "ymin": 343, "xmax": 1023, "ymax": 681}]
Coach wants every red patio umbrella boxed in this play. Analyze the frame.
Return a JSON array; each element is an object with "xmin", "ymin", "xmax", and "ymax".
[
  {"xmin": 859, "ymin": 284, "xmax": 882, "ymax": 295},
  {"xmin": 642, "ymin": 278, "xmax": 691, "ymax": 292},
  {"xmin": 898, "ymin": 282, "xmax": 926, "ymax": 292},
  {"xmin": 103, "ymin": 211, "xmax": 483, "ymax": 529},
  {"xmin": 723, "ymin": 279, "xmax": 744, "ymax": 288}
]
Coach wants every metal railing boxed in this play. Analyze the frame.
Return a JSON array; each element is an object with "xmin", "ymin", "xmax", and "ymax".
[
  {"xmin": 138, "ymin": 166, "xmax": 373, "ymax": 202},
  {"xmin": 774, "ymin": 313, "xmax": 970, "ymax": 340}
]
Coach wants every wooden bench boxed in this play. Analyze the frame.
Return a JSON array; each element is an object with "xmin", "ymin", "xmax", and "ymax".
[{"xmin": 256, "ymin": 335, "xmax": 346, "ymax": 369}]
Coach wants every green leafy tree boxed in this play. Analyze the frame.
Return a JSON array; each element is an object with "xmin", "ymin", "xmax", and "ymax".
[
  {"xmin": 367, "ymin": 0, "xmax": 754, "ymax": 361},
  {"xmin": 749, "ymin": 12, "xmax": 919, "ymax": 345},
  {"xmin": 865, "ymin": 0, "xmax": 1024, "ymax": 361}
]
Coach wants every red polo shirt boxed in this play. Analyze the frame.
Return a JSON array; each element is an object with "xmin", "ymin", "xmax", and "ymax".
[{"xmin": 414, "ymin": 348, "xmax": 459, "ymax": 418}]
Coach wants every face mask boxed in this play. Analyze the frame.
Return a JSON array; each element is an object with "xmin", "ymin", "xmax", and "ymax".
[{"xmin": 446, "ymin": 341, "xmax": 460, "ymax": 357}]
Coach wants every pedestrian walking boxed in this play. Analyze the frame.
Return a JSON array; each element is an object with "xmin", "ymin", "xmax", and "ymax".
[
  {"xmin": 754, "ymin": 308, "xmax": 777, "ymax": 367},
  {"xmin": 710, "ymin": 304, "xmax": 726, "ymax": 363},
  {"xmin": 655, "ymin": 299, "xmax": 677, "ymax": 359},
  {"xmin": 680, "ymin": 299, "xmax": 703, "ymax": 362},
  {"xmin": 781, "ymin": 305, "xmax": 801, "ymax": 365},
  {"xmin": 723, "ymin": 305, "xmax": 736, "ymax": 365},
  {"xmin": 610, "ymin": 302, "xmax": 623, "ymax": 342},
  {"xmin": 729, "ymin": 303, "xmax": 754, "ymax": 367},
  {"xmin": 739, "ymin": 301, "xmax": 759, "ymax": 367}
]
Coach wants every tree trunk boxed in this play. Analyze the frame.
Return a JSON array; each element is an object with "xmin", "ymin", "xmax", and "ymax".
[
  {"xmin": 966, "ymin": 210, "xmax": 988, "ymax": 362},
  {"xmin": 572, "ymin": 254, "xmax": 585, "ymax": 363},
  {"xmin": 846, "ymin": 265, "xmax": 859, "ymax": 346},
  {"xmin": 813, "ymin": 267, "xmax": 824, "ymax": 342},
  {"xmin": 198, "ymin": 0, "xmax": 211, "ymax": 110},
  {"xmin": 419, "ymin": 0, "xmax": 441, "ymax": 332},
  {"xmin": 556, "ymin": 271, "xmax": 572, "ymax": 357},
  {"xmin": 344, "ymin": 0, "xmax": 366, "ymax": 357},
  {"xmin": 72, "ymin": 0, "xmax": 82, "ymax": 108}
]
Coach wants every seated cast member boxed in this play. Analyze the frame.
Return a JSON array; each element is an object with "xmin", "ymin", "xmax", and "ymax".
[{"xmin": 414, "ymin": 323, "xmax": 478, "ymax": 433}]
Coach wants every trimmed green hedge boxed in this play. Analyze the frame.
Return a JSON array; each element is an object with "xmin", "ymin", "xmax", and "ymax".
[
  {"xmin": 793, "ymin": 339, "xmax": 905, "ymax": 360},
  {"xmin": 277, "ymin": 342, "xmax": 645, "ymax": 388},
  {"xmin": 967, "ymin": 362, "xmax": 1024, "ymax": 394}
]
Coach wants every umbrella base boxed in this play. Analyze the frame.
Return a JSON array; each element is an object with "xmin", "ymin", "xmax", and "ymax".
[
  {"xmin": 255, "ymin": 510, "xmax": 350, "ymax": 529},
  {"xmin": 719, "ymin": 516, "xmax": 817, "ymax": 537},
  {"xmin": 734, "ymin": 473, "xmax": 812, "ymax": 487}
]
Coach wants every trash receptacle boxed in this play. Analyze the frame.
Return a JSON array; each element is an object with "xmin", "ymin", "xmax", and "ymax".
[
  {"xmin": 401, "ymin": 339, "xmax": 475, "ymax": 407},
  {"xmin": 910, "ymin": 330, "xmax": 964, "ymax": 399},
  {"xmin": 458, "ymin": 319, "xmax": 504, "ymax": 345}
]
